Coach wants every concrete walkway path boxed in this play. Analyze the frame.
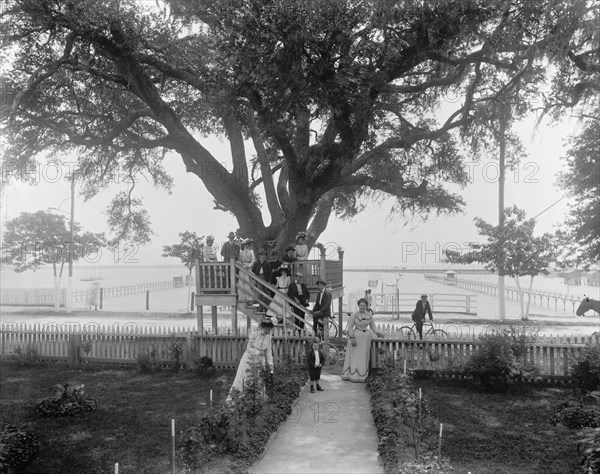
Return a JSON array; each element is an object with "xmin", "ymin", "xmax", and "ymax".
[{"xmin": 250, "ymin": 372, "xmax": 384, "ymax": 474}]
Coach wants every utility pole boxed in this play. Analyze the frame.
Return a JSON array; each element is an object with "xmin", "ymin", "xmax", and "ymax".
[
  {"xmin": 497, "ymin": 102, "xmax": 508, "ymax": 322},
  {"xmin": 67, "ymin": 172, "xmax": 75, "ymax": 313}
]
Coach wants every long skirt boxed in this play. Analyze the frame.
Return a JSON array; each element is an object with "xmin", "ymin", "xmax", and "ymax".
[
  {"xmin": 266, "ymin": 290, "xmax": 287, "ymax": 322},
  {"xmin": 228, "ymin": 350, "xmax": 267, "ymax": 401},
  {"xmin": 342, "ymin": 330, "xmax": 372, "ymax": 382}
]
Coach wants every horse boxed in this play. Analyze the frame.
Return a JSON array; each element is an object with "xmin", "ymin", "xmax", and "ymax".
[{"xmin": 575, "ymin": 297, "xmax": 600, "ymax": 316}]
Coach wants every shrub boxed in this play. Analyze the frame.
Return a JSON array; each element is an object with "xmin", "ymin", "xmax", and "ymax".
[
  {"xmin": 464, "ymin": 324, "xmax": 538, "ymax": 391},
  {"xmin": 195, "ymin": 356, "xmax": 214, "ymax": 376},
  {"xmin": 136, "ymin": 346, "xmax": 160, "ymax": 373},
  {"xmin": 37, "ymin": 383, "xmax": 98, "ymax": 417},
  {"xmin": 0, "ymin": 424, "xmax": 39, "ymax": 473},
  {"xmin": 367, "ymin": 366, "xmax": 447, "ymax": 472},
  {"xmin": 167, "ymin": 342, "xmax": 184, "ymax": 373},
  {"xmin": 578, "ymin": 427, "xmax": 600, "ymax": 474},
  {"xmin": 9, "ymin": 344, "xmax": 38, "ymax": 367},
  {"xmin": 572, "ymin": 345, "xmax": 600, "ymax": 394},
  {"xmin": 179, "ymin": 364, "xmax": 307, "ymax": 472},
  {"xmin": 550, "ymin": 406, "xmax": 600, "ymax": 429}
]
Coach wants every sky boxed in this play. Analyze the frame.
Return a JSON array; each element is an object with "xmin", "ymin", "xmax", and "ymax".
[{"xmin": 0, "ymin": 109, "xmax": 576, "ymax": 269}]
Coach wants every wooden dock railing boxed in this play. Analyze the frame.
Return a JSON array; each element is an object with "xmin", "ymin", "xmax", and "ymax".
[{"xmin": 425, "ymin": 274, "xmax": 584, "ymax": 313}]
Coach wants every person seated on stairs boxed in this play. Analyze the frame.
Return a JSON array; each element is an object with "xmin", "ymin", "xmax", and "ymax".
[
  {"xmin": 251, "ymin": 249, "xmax": 272, "ymax": 310},
  {"xmin": 267, "ymin": 266, "xmax": 291, "ymax": 324}
]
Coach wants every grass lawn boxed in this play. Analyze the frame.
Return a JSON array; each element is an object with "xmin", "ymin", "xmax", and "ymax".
[
  {"xmin": 0, "ymin": 363, "xmax": 234, "ymax": 473},
  {"xmin": 417, "ymin": 377, "xmax": 584, "ymax": 473}
]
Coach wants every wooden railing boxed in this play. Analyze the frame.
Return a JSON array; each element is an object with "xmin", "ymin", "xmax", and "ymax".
[
  {"xmin": 425, "ymin": 274, "xmax": 585, "ymax": 313},
  {"xmin": 344, "ymin": 288, "xmax": 477, "ymax": 314},
  {"xmin": 234, "ymin": 264, "xmax": 315, "ymax": 334},
  {"xmin": 1, "ymin": 288, "xmax": 66, "ymax": 306}
]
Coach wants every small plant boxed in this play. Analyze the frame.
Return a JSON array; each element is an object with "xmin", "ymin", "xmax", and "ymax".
[
  {"xmin": 195, "ymin": 356, "xmax": 214, "ymax": 376},
  {"xmin": 9, "ymin": 344, "xmax": 38, "ymax": 367},
  {"xmin": 0, "ymin": 424, "xmax": 39, "ymax": 473},
  {"xmin": 136, "ymin": 346, "xmax": 160, "ymax": 373},
  {"xmin": 578, "ymin": 427, "xmax": 600, "ymax": 474},
  {"xmin": 550, "ymin": 406, "xmax": 600, "ymax": 429},
  {"xmin": 167, "ymin": 342, "xmax": 184, "ymax": 373},
  {"xmin": 37, "ymin": 383, "xmax": 98, "ymax": 417},
  {"xmin": 571, "ymin": 344, "xmax": 600, "ymax": 394},
  {"xmin": 464, "ymin": 324, "xmax": 538, "ymax": 391}
]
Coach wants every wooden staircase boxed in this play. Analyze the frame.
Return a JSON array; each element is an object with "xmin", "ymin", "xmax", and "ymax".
[{"xmin": 235, "ymin": 265, "xmax": 313, "ymax": 333}]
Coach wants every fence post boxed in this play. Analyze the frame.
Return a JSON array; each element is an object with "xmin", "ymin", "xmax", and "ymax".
[
  {"xmin": 146, "ymin": 291, "xmax": 150, "ymax": 310},
  {"xmin": 191, "ymin": 292, "xmax": 195, "ymax": 311},
  {"xmin": 99, "ymin": 288, "xmax": 103, "ymax": 310},
  {"xmin": 466, "ymin": 295, "xmax": 471, "ymax": 314},
  {"xmin": 68, "ymin": 334, "xmax": 81, "ymax": 367}
]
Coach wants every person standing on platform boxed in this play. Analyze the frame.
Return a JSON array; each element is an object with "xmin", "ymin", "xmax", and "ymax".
[
  {"xmin": 287, "ymin": 272, "xmax": 310, "ymax": 331},
  {"xmin": 221, "ymin": 231, "xmax": 240, "ymax": 290},
  {"xmin": 221, "ymin": 231, "xmax": 240, "ymax": 262},
  {"xmin": 202, "ymin": 235, "xmax": 219, "ymax": 290},
  {"xmin": 294, "ymin": 231, "xmax": 309, "ymax": 276},
  {"xmin": 412, "ymin": 294, "xmax": 433, "ymax": 340},
  {"xmin": 312, "ymin": 279, "xmax": 331, "ymax": 336}
]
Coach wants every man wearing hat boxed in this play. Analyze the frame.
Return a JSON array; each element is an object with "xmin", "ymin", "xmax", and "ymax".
[
  {"xmin": 287, "ymin": 272, "xmax": 310, "ymax": 330},
  {"xmin": 412, "ymin": 294, "xmax": 433, "ymax": 340},
  {"xmin": 312, "ymin": 279, "xmax": 331, "ymax": 336},
  {"xmin": 221, "ymin": 231, "xmax": 240, "ymax": 262},
  {"xmin": 252, "ymin": 249, "xmax": 272, "ymax": 308}
]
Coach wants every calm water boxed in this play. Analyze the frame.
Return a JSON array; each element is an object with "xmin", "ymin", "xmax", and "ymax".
[{"xmin": 1, "ymin": 264, "xmax": 597, "ymax": 298}]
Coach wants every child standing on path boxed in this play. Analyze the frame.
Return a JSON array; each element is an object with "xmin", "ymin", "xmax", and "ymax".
[{"xmin": 307, "ymin": 338, "xmax": 325, "ymax": 393}]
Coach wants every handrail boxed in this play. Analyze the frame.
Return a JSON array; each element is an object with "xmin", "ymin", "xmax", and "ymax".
[{"xmin": 235, "ymin": 263, "xmax": 314, "ymax": 332}]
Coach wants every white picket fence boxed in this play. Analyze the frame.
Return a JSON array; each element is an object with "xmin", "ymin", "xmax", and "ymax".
[{"xmin": 1, "ymin": 323, "xmax": 597, "ymax": 381}]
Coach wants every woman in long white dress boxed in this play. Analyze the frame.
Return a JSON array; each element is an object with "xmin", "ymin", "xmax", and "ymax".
[
  {"xmin": 237, "ymin": 239, "xmax": 256, "ymax": 301},
  {"xmin": 228, "ymin": 318, "xmax": 274, "ymax": 400},
  {"xmin": 294, "ymin": 232, "xmax": 309, "ymax": 277},
  {"xmin": 266, "ymin": 266, "xmax": 291, "ymax": 323},
  {"xmin": 342, "ymin": 298, "xmax": 383, "ymax": 383}
]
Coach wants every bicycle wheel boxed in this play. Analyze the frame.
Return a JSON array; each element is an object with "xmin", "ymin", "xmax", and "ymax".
[
  {"xmin": 431, "ymin": 329, "xmax": 449, "ymax": 340},
  {"xmin": 398, "ymin": 326, "xmax": 417, "ymax": 340},
  {"xmin": 321, "ymin": 343, "xmax": 340, "ymax": 366},
  {"xmin": 328, "ymin": 320, "xmax": 338, "ymax": 338}
]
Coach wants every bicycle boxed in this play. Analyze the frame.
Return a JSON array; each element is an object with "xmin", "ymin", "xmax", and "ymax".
[{"xmin": 397, "ymin": 320, "xmax": 448, "ymax": 340}]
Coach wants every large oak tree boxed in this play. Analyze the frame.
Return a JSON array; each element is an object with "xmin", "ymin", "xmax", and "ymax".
[{"xmin": 1, "ymin": 0, "xmax": 595, "ymax": 250}]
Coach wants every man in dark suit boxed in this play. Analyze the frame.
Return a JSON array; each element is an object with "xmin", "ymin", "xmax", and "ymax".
[
  {"xmin": 252, "ymin": 250, "xmax": 272, "ymax": 309},
  {"xmin": 412, "ymin": 294, "xmax": 433, "ymax": 340},
  {"xmin": 287, "ymin": 272, "xmax": 310, "ymax": 330},
  {"xmin": 312, "ymin": 279, "xmax": 332, "ymax": 336}
]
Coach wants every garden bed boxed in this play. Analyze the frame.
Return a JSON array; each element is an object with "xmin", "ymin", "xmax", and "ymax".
[
  {"xmin": 367, "ymin": 367, "xmax": 588, "ymax": 473},
  {"xmin": 0, "ymin": 362, "xmax": 306, "ymax": 473}
]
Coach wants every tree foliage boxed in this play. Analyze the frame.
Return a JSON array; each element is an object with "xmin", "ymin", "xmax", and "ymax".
[
  {"xmin": 448, "ymin": 206, "xmax": 557, "ymax": 319},
  {"xmin": 1, "ymin": 210, "xmax": 107, "ymax": 274},
  {"xmin": 556, "ymin": 113, "xmax": 600, "ymax": 264},
  {"xmin": 0, "ymin": 0, "xmax": 596, "ymax": 249},
  {"xmin": 162, "ymin": 231, "xmax": 205, "ymax": 273}
]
